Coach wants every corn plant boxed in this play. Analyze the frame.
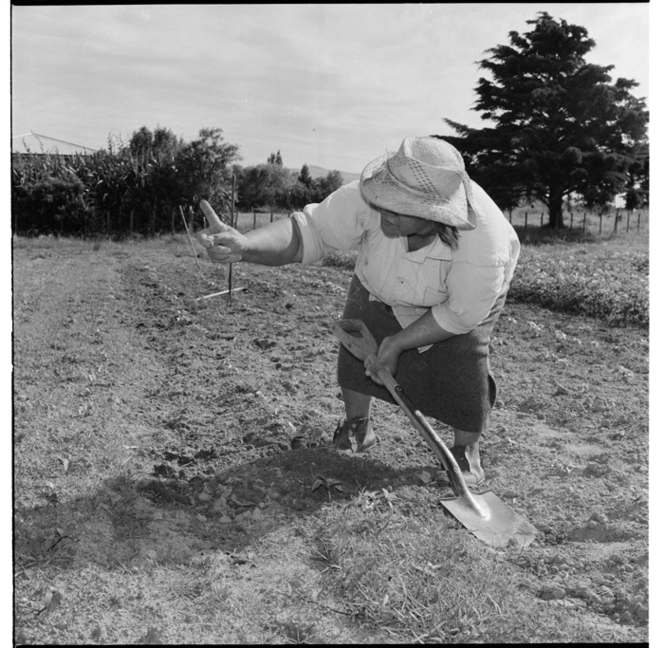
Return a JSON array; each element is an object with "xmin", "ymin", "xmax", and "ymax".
[{"xmin": 12, "ymin": 126, "xmax": 240, "ymax": 239}]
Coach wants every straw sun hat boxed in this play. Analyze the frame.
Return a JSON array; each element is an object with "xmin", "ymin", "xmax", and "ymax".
[{"xmin": 360, "ymin": 136, "xmax": 478, "ymax": 229}]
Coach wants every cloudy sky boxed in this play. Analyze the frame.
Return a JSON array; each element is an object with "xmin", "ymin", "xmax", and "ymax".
[{"xmin": 11, "ymin": 4, "xmax": 649, "ymax": 174}]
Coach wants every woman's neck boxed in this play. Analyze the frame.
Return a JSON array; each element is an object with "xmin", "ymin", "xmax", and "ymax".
[{"xmin": 406, "ymin": 231, "xmax": 436, "ymax": 252}]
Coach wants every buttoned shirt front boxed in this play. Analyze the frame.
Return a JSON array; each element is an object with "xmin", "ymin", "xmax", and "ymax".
[{"xmin": 292, "ymin": 180, "xmax": 520, "ymax": 340}]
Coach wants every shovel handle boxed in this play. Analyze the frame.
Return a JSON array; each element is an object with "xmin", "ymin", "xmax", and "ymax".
[
  {"xmin": 332, "ymin": 319, "xmax": 472, "ymax": 498},
  {"xmin": 375, "ymin": 368, "xmax": 473, "ymax": 499},
  {"xmin": 332, "ymin": 319, "xmax": 378, "ymax": 361}
]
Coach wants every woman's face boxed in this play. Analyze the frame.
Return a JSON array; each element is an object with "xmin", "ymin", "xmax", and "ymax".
[{"xmin": 374, "ymin": 206, "xmax": 436, "ymax": 238}]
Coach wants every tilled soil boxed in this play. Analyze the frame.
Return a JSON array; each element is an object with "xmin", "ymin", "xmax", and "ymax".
[{"xmin": 13, "ymin": 239, "xmax": 649, "ymax": 643}]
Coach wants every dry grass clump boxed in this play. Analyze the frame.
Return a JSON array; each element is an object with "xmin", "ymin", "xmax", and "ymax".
[{"xmin": 308, "ymin": 496, "xmax": 613, "ymax": 643}]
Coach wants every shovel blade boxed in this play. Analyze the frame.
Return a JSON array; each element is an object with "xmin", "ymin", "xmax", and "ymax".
[{"xmin": 441, "ymin": 490, "xmax": 537, "ymax": 549}]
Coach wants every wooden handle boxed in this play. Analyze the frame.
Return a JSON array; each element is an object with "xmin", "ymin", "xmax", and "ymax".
[
  {"xmin": 376, "ymin": 367, "xmax": 472, "ymax": 498},
  {"xmin": 332, "ymin": 319, "xmax": 378, "ymax": 361}
]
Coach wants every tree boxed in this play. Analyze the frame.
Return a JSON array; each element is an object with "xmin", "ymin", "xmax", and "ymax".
[
  {"xmin": 128, "ymin": 125, "xmax": 181, "ymax": 162},
  {"xmin": 312, "ymin": 170, "xmax": 345, "ymax": 201},
  {"xmin": 298, "ymin": 164, "xmax": 313, "ymax": 188},
  {"xmin": 128, "ymin": 126, "xmax": 153, "ymax": 159},
  {"xmin": 624, "ymin": 140, "xmax": 649, "ymax": 210},
  {"xmin": 276, "ymin": 181, "xmax": 312, "ymax": 211},
  {"xmin": 267, "ymin": 150, "xmax": 283, "ymax": 166},
  {"xmin": 152, "ymin": 126, "xmax": 181, "ymax": 161},
  {"xmin": 176, "ymin": 127, "xmax": 241, "ymax": 215},
  {"xmin": 235, "ymin": 162, "xmax": 294, "ymax": 211},
  {"xmin": 437, "ymin": 12, "xmax": 649, "ymax": 227}
]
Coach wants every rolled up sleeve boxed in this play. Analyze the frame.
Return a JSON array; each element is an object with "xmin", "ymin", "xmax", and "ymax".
[
  {"xmin": 431, "ymin": 263, "xmax": 507, "ymax": 334},
  {"xmin": 290, "ymin": 181, "xmax": 369, "ymax": 266}
]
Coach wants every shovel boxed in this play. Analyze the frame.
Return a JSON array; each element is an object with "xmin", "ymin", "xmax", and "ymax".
[{"xmin": 333, "ymin": 318, "xmax": 537, "ymax": 549}]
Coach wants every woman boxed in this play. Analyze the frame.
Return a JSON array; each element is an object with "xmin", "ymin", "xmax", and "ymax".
[{"xmin": 197, "ymin": 136, "xmax": 520, "ymax": 486}]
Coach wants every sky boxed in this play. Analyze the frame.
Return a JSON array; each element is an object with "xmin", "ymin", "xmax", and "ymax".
[{"xmin": 10, "ymin": 3, "xmax": 650, "ymax": 174}]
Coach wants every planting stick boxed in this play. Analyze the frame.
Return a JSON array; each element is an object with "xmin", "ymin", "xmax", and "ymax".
[
  {"xmin": 180, "ymin": 206, "xmax": 202, "ymax": 273},
  {"xmin": 228, "ymin": 175, "xmax": 237, "ymax": 301},
  {"xmin": 195, "ymin": 287, "xmax": 246, "ymax": 301}
]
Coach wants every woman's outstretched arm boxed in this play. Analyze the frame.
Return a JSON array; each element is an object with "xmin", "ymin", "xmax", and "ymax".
[{"xmin": 197, "ymin": 200, "xmax": 303, "ymax": 266}]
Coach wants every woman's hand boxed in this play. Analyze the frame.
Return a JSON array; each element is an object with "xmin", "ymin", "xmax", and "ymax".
[
  {"xmin": 364, "ymin": 336, "xmax": 402, "ymax": 385},
  {"xmin": 196, "ymin": 200, "xmax": 246, "ymax": 263}
]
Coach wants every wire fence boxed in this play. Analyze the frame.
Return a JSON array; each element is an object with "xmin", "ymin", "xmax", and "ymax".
[
  {"xmin": 234, "ymin": 210, "xmax": 289, "ymax": 233},
  {"xmin": 505, "ymin": 207, "xmax": 649, "ymax": 238}
]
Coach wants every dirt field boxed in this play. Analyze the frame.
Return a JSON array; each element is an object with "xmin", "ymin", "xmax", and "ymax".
[{"xmin": 13, "ymin": 235, "xmax": 649, "ymax": 643}]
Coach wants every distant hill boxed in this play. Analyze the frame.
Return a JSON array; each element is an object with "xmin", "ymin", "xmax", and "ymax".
[{"xmin": 288, "ymin": 165, "xmax": 360, "ymax": 186}]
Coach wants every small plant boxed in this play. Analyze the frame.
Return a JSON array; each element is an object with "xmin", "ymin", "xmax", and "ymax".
[
  {"xmin": 275, "ymin": 618, "xmax": 316, "ymax": 644},
  {"xmin": 311, "ymin": 474, "xmax": 343, "ymax": 500},
  {"xmin": 353, "ymin": 488, "xmax": 398, "ymax": 511}
]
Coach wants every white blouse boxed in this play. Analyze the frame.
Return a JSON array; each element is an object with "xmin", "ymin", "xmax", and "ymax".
[{"xmin": 292, "ymin": 180, "xmax": 520, "ymax": 338}]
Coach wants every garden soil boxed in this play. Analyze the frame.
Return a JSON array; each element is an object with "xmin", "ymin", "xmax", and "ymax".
[{"xmin": 13, "ymin": 238, "xmax": 649, "ymax": 643}]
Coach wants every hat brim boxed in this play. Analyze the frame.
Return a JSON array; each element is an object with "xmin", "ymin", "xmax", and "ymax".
[{"xmin": 360, "ymin": 152, "xmax": 477, "ymax": 230}]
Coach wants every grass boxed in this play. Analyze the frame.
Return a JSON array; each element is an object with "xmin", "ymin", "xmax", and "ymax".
[{"xmin": 307, "ymin": 497, "xmax": 621, "ymax": 643}]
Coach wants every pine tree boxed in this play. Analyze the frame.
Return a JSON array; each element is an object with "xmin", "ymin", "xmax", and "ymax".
[{"xmin": 437, "ymin": 12, "xmax": 648, "ymax": 227}]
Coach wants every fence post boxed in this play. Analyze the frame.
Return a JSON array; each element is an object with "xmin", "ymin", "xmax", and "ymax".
[
  {"xmin": 540, "ymin": 212, "xmax": 544, "ymax": 227},
  {"xmin": 637, "ymin": 211, "xmax": 641, "ymax": 232},
  {"xmin": 270, "ymin": 211, "xmax": 274, "ymax": 223},
  {"xmin": 626, "ymin": 210, "xmax": 631, "ymax": 233},
  {"xmin": 582, "ymin": 211, "xmax": 587, "ymax": 232},
  {"xmin": 599, "ymin": 213, "xmax": 603, "ymax": 234},
  {"xmin": 570, "ymin": 211, "xmax": 574, "ymax": 230},
  {"xmin": 253, "ymin": 210, "xmax": 257, "ymax": 229},
  {"xmin": 613, "ymin": 209, "xmax": 619, "ymax": 234}
]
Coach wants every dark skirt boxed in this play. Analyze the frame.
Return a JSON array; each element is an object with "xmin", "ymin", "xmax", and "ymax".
[{"xmin": 337, "ymin": 274, "xmax": 505, "ymax": 433}]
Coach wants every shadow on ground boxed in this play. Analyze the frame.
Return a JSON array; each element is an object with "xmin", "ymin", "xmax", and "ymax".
[{"xmin": 14, "ymin": 445, "xmax": 457, "ymax": 573}]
